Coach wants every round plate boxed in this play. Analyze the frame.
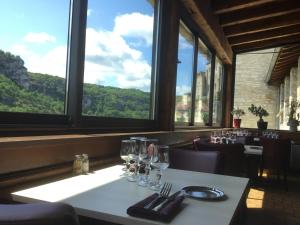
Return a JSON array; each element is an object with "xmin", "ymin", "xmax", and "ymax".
[{"xmin": 182, "ymin": 186, "xmax": 225, "ymax": 200}]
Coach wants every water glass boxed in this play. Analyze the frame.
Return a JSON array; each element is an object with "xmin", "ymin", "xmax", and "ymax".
[
  {"xmin": 137, "ymin": 138, "xmax": 157, "ymax": 186},
  {"xmin": 149, "ymin": 145, "xmax": 169, "ymax": 190}
]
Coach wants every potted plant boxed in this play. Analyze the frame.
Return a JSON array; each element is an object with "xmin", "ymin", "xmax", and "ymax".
[
  {"xmin": 248, "ymin": 104, "xmax": 269, "ymax": 130},
  {"xmin": 231, "ymin": 107, "xmax": 245, "ymax": 128},
  {"xmin": 287, "ymin": 100, "xmax": 300, "ymax": 132}
]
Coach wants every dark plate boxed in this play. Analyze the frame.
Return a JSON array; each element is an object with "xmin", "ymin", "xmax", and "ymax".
[{"xmin": 182, "ymin": 186, "xmax": 225, "ymax": 200}]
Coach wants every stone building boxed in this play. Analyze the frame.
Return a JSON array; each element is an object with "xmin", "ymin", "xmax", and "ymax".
[
  {"xmin": 234, "ymin": 49, "xmax": 278, "ymax": 129},
  {"xmin": 234, "ymin": 48, "xmax": 300, "ymax": 130}
]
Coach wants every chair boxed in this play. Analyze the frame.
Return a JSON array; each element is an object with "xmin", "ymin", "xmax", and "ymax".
[
  {"xmin": 260, "ymin": 137, "xmax": 291, "ymax": 189},
  {"xmin": 169, "ymin": 148, "xmax": 221, "ymax": 173},
  {"xmin": 193, "ymin": 139, "xmax": 245, "ymax": 176},
  {"xmin": 0, "ymin": 202, "xmax": 80, "ymax": 225}
]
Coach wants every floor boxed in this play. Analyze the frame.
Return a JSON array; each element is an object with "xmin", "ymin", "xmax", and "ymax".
[{"xmin": 244, "ymin": 170, "xmax": 300, "ymax": 225}]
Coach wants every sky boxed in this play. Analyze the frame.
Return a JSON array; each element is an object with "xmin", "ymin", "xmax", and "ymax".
[{"xmin": 0, "ymin": 0, "xmax": 208, "ymax": 95}]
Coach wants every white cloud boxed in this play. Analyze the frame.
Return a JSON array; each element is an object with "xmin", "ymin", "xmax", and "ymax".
[
  {"xmin": 23, "ymin": 32, "xmax": 56, "ymax": 44},
  {"xmin": 176, "ymin": 85, "xmax": 191, "ymax": 96},
  {"xmin": 84, "ymin": 27, "xmax": 152, "ymax": 91},
  {"xmin": 178, "ymin": 35, "xmax": 193, "ymax": 50},
  {"xmin": 10, "ymin": 44, "xmax": 67, "ymax": 78},
  {"xmin": 87, "ymin": 9, "xmax": 93, "ymax": 16},
  {"xmin": 114, "ymin": 12, "xmax": 154, "ymax": 46}
]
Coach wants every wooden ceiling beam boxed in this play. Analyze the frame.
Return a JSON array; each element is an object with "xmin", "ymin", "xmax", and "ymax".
[
  {"xmin": 181, "ymin": 0, "xmax": 233, "ymax": 64},
  {"xmin": 224, "ymin": 12, "xmax": 300, "ymax": 37},
  {"xmin": 228, "ymin": 25, "xmax": 300, "ymax": 46},
  {"xmin": 233, "ymin": 34, "xmax": 300, "ymax": 53},
  {"xmin": 275, "ymin": 59, "xmax": 298, "ymax": 67},
  {"xmin": 273, "ymin": 67, "xmax": 293, "ymax": 73},
  {"xmin": 279, "ymin": 48, "xmax": 300, "ymax": 56},
  {"xmin": 274, "ymin": 62, "xmax": 298, "ymax": 71},
  {"xmin": 213, "ymin": 0, "xmax": 279, "ymax": 15},
  {"xmin": 277, "ymin": 53, "xmax": 300, "ymax": 61},
  {"xmin": 282, "ymin": 44, "xmax": 300, "ymax": 51},
  {"xmin": 220, "ymin": 1, "xmax": 300, "ymax": 27}
]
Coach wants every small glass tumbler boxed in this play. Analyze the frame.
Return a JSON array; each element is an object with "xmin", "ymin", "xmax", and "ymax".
[
  {"xmin": 149, "ymin": 145, "xmax": 169, "ymax": 190},
  {"xmin": 136, "ymin": 138, "xmax": 155, "ymax": 186}
]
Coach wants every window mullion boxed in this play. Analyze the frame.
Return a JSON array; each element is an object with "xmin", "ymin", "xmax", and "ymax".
[
  {"xmin": 65, "ymin": 0, "xmax": 87, "ymax": 127},
  {"xmin": 209, "ymin": 53, "xmax": 216, "ymax": 126},
  {"xmin": 190, "ymin": 35, "xmax": 198, "ymax": 126}
]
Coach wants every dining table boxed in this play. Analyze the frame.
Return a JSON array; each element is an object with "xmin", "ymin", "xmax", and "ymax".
[{"xmin": 12, "ymin": 165, "xmax": 249, "ymax": 225}]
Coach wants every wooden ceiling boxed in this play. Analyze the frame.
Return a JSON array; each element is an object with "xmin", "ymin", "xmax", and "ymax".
[
  {"xmin": 211, "ymin": 0, "xmax": 300, "ymax": 85},
  {"xmin": 181, "ymin": 0, "xmax": 300, "ymax": 84}
]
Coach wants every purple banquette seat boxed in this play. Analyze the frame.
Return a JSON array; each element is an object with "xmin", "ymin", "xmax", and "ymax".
[
  {"xmin": 169, "ymin": 148, "xmax": 221, "ymax": 174},
  {"xmin": 0, "ymin": 202, "xmax": 80, "ymax": 225}
]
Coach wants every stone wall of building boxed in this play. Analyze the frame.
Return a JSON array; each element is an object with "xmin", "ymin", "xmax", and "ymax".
[{"xmin": 234, "ymin": 49, "xmax": 279, "ymax": 129}]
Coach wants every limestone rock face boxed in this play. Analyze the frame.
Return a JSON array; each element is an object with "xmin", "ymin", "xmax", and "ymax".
[{"xmin": 0, "ymin": 50, "xmax": 30, "ymax": 89}]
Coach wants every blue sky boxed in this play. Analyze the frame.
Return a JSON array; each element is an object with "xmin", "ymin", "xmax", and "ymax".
[{"xmin": 0, "ymin": 0, "xmax": 208, "ymax": 95}]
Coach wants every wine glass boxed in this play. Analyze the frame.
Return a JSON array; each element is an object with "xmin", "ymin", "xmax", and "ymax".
[
  {"xmin": 120, "ymin": 139, "xmax": 135, "ymax": 175},
  {"xmin": 149, "ymin": 145, "xmax": 169, "ymax": 190},
  {"xmin": 126, "ymin": 139, "xmax": 138, "ymax": 182}
]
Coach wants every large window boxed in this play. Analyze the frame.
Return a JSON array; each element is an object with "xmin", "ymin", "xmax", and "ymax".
[
  {"xmin": 213, "ymin": 57, "xmax": 224, "ymax": 125},
  {"xmin": 0, "ymin": 0, "xmax": 69, "ymax": 115},
  {"xmin": 82, "ymin": 0, "xmax": 156, "ymax": 120},
  {"xmin": 174, "ymin": 19, "xmax": 223, "ymax": 128},
  {"xmin": 175, "ymin": 21, "xmax": 194, "ymax": 124}
]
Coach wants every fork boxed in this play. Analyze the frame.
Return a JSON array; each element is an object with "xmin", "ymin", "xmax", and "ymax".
[{"xmin": 144, "ymin": 182, "xmax": 172, "ymax": 209}]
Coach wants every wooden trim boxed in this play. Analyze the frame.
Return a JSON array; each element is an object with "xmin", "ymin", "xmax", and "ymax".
[
  {"xmin": 156, "ymin": 0, "xmax": 180, "ymax": 131},
  {"xmin": 66, "ymin": 0, "xmax": 87, "ymax": 126},
  {"xmin": 181, "ymin": 0, "xmax": 233, "ymax": 64},
  {"xmin": 224, "ymin": 12, "xmax": 300, "ymax": 37},
  {"xmin": 219, "ymin": 2, "xmax": 300, "ymax": 27},
  {"xmin": 228, "ymin": 25, "xmax": 300, "ymax": 46},
  {"xmin": 213, "ymin": 0, "xmax": 276, "ymax": 15}
]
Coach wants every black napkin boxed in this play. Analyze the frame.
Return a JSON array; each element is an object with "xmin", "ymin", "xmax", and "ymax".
[{"xmin": 127, "ymin": 193, "xmax": 184, "ymax": 222}]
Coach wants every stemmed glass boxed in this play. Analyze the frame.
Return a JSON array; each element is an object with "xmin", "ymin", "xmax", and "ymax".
[
  {"xmin": 126, "ymin": 139, "xmax": 138, "ymax": 182},
  {"xmin": 149, "ymin": 145, "xmax": 169, "ymax": 190}
]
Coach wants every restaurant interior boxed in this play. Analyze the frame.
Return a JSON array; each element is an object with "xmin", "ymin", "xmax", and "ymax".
[{"xmin": 1, "ymin": 0, "xmax": 300, "ymax": 225}]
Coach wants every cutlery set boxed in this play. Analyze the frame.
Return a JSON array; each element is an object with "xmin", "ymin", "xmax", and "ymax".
[{"xmin": 144, "ymin": 182, "xmax": 183, "ymax": 211}]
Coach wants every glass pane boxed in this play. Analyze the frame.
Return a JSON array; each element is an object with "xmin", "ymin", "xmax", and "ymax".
[
  {"xmin": 213, "ymin": 57, "xmax": 223, "ymax": 125},
  {"xmin": 175, "ymin": 21, "xmax": 194, "ymax": 124},
  {"xmin": 0, "ymin": 0, "xmax": 69, "ymax": 114},
  {"xmin": 194, "ymin": 39, "xmax": 211, "ymax": 125},
  {"xmin": 82, "ymin": 0, "xmax": 155, "ymax": 119}
]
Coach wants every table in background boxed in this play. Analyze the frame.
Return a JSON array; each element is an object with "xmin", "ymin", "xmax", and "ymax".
[
  {"xmin": 244, "ymin": 145, "xmax": 263, "ymax": 181},
  {"xmin": 12, "ymin": 165, "xmax": 249, "ymax": 225}
]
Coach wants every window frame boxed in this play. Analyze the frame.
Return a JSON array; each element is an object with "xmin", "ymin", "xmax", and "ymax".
[
  {"xmin": 174, "ymin": 8, "xmax": 225, "ymax": 129},
  {"xmin": 0, "ymin": 0, "xmax": 161, "ymax": 132}
]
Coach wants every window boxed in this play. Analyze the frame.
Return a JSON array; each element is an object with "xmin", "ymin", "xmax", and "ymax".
[
  {"xmin": 174, "ymin": 21, "xmax": 194, "ymax": 125},
  {"xmin": 82, "ymin": 0, "xmax": 156, "ymax": 120},
  {"xmin": 213, "ymin": 57, "xmax": 224, "ymax": 125},
  {"xmin": 0, "ymin": 0, "xmax": 70, "ymax": 115},
  {"xmin": 174, "ymin": 18, "xmax": 224, "ymax": 128},
  {"xmin": 194, "ymin": 39, "xmax": 212, "ymax": 125}
]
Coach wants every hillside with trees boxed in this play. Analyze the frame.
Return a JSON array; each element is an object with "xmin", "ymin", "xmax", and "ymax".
[{"xmin": 0, "ymin": 50, "xmax": 150, "ymax": 119}]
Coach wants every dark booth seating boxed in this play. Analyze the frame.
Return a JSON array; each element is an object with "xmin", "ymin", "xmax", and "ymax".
[
  {"xmin": 169, "ymin": 148, "xmax": 221, "ymax": 174},
  {"xmin": 193, "ymin": 140, "xmax": 245, "ymax": 177},
  {"xmin": 0, "ymin": 202, "xmax": 80, "ymax": 225},
  {"xmin": 260, "ymin": 137, "xmax": 291, "ymax": 189}
]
